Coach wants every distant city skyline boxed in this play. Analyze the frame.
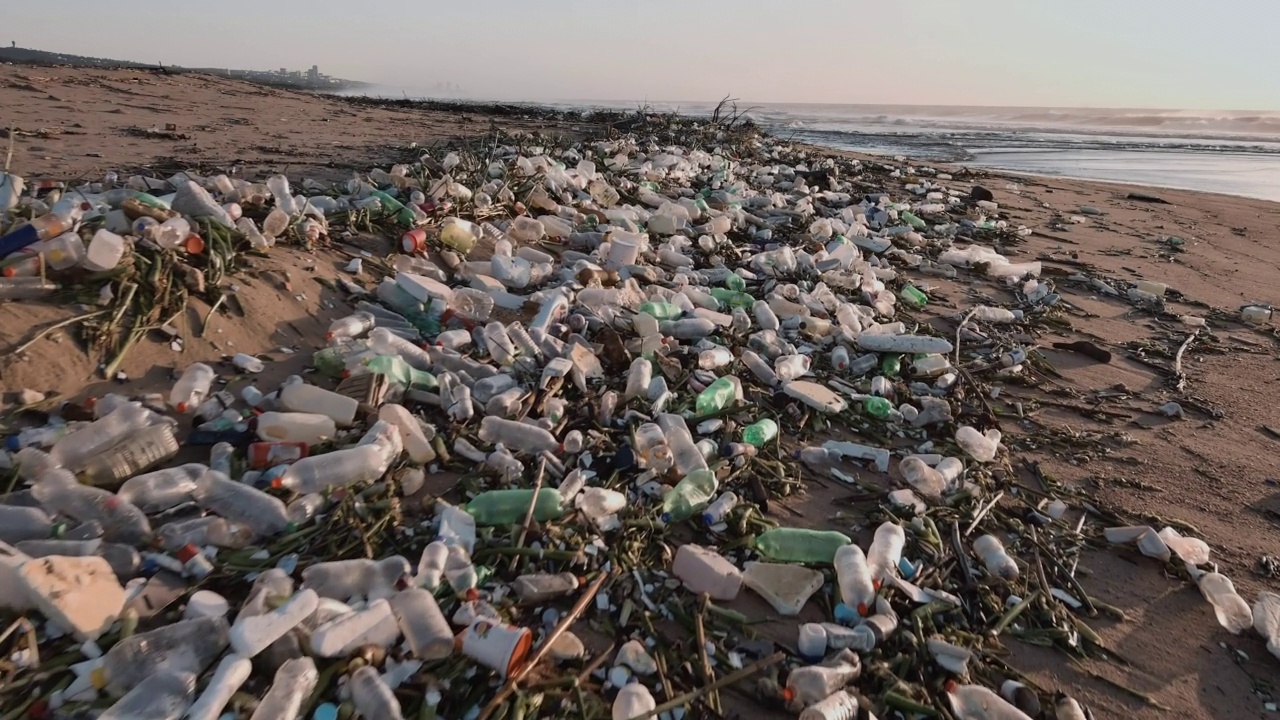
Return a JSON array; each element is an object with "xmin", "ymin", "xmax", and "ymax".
[{"xmin": 7, "ymin": 0, "xmax": 1280, "ymax": 110}]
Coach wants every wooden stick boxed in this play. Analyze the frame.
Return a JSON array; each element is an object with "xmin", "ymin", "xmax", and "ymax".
[
  {"xmin": 633, "ymin": 652, "xmax": 785, "ymax": 720},
  {"xmin": 477, "ymin": 570, "xmax": 613, "ymax": 720},
  {"xmin": 694, "ymin": 594, "xmax": 720, "ymax": 715},
  {"xmin": 509, "ymin": 456, "xmax": 547, "ymax": 573}
]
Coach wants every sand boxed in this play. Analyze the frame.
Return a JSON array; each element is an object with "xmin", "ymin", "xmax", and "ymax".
[{"xmin": 3, "ymin": 66, "xmax": 1280, "ymax": 719}]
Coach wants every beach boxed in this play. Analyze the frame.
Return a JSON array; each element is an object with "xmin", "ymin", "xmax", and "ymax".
[{"xmin": 3, "ymin": 66, "xmax": 1280, "ymax": 719}]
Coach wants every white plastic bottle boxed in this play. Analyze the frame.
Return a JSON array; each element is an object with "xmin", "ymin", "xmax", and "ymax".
[
  {"xmin": 388, "ymin": 588, "xmax": 454, "ymax": 661},
  {"xmin": 416, "ymin": 540, "xmax": 449, "ymax": 590},
  {"xmin": 830, "ymin": 346, "xmax": 850, "ymax": 372},
  {"xmin": 974, "ymin": 535, "xmax": 1019, "ymax": 580},
  {"xmin": 249, "ymin": 657, "xmax": 317, "ymax": 720},
  {"xmin": 948, "ymin": 683, "xmax": 1032, "ymax": 720},
  {"xmin": 701, "ymin": 492, "xmax": 739, "ymax": 525},
  {"xmin": 478, "ymin": 416, "xmax": 559, "ymax": 454},
  {"xmin": 379, "ymin": 403, "xmax": 436, "ymax": 464},
  {"xmin": 834, "ymin": 544, "xmax": 875, "ymax": 614},
  {"xmin": 278, "ymin": 382, "xmax": 359, "ymax": 426},
  {"xmin": 256, "ymin": 411, "xmax": 338, "ymax": 445},
  {"xmin": 170, "ymin": 363, "xmax": 217, "ymax": 413},
  {"xmin": 799, "ymin": 690, "xmax": 859, "ymax": 720},
  {"xmin": 612, "ymin": 682, "xmax": 657, "ymax": 720},
  {"xmin": 369, "ymin": 327, "xmax": 434, "ymax": 371},
  {"xmin": 784, "ymin": 650, "xmax": 861, "ymax": 711},
  {"xmin": 349, "ymin": 665, "xmax": 404, "ymax": 720},
  {"xmin": 186, "ymin": 654, "xmax": 252, "ymax": 720},
  {"xmin": 230, "ymin": 589, "xmax": 319, "ymax": 658},
  {"xmin": 866, "ymin": 522, "xmax": 905, "ymax": 583},
  {"xmin": 1193, "ymin": 567, "xmax": 1252, "ymax": 634}
]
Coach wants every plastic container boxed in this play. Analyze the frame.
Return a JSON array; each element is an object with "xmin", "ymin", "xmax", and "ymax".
[
  {"xmin": 82, "ymin": 229, "xmax": 127, "ymax": 272},
  {"xmin": 465, "ymin": 488, "xmax": 564, "ymax": 526},
  {"xmin": 955, "ymin": 426, "xmax": 1001, "ymax": 463},
  {"xmin": 279, "ymin": 382, "xmax": 359, "ymax": 426},
  {"xmin": 30, "ymin": 469, "xmax": 151, "ymax": 545},
  {"xmin": 349, "ymin": 665, "xmax": 404, "ymax": 720},
  {"xmin": 389, "ymin": 587, "xmax": 454, "ymax": 660},
  {"xmin": 460, "ymin": 617, "xmax": 532, "ymax": 678},
  {"xmin": 662, "ymin": 469, "xmax": 719, "ymax": 523},
  {"xmin": 834, "ymin": 544, "xmax": 875, "ymax": 614},
  {"xmin": 117, "ymin": 463, "xmax": 206, "ymax": 513},
  {"xmin": 78, "ymin": 423, "xmax": 180, "ymax": 487},
  {"xmin": 256, "ymin": 411, "xmax": 337, "ymax": 445},
  {"xmin": 867, "ymin": 522, "xmax": 905, "ymax": 582},
  {"xmin": 98, "ymin": 671, "xmax": 196, "ymax": 720},
  {"xmin": 191, "ymin": 470, "xmax": 289, "ymax": 536},
  {"xmin": 250, "ymin": 657, "xmax": 318, "ymax": 720},
  {"xmin": 477, "ymin": 416, "xmax": 559, "ymax": 454},
  {"xmin": 672, "ymin": 544, "xmax": 742, "ymax": 600},
  {"xmin": 799, "ymin": 690, "xmax": 860, "ymax": 720},
  {"xmin": 798, "ymin": 624, "xmax": 828, "ymax": 660},
  {"xmin": 974, "ymin": 534, "xmax": 1019, "ymax": 580},
  {"xmin": 102, "ymin": 616, "xmax": 229, "ymax": 695},
  {"xmin": 301, "ymin": 556, "xmax": 411, "ymax": 601},
  {"xmin": 170, "ymin": 363, "xmax": 217, "ymax": 413},
  {"xmin": 186, "ymin": 655, "xmax": 251, "ymax": 720}
]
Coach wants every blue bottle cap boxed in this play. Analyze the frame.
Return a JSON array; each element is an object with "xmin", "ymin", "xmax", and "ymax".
[
  {"xmin": 313, "ymin": 703, "xmax": 339, "ymax": 720},
  {"xmin": 833, "ymin": 603, "xmax": 860, "ymax": 625},
  {"xmin": 5, "ymin": 435, "xmax": 19, "ymax": 452}
]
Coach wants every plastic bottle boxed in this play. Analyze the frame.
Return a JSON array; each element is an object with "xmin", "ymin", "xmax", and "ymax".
[
  {"xmin": 101, "ymin": 616, "xmax": 229, "ymax": 696},
  {"xmin": 862, "ymin": 396, "xmax": 893, "ymax": 420},
  {"xmin": 866, "ymin": 523, "xmax": 905, "ymax": 583},
  {"xmin": 974, "ymin": 535, "xmax": 1019, "ymax": 581},
  {"xmin": 742, "ymin": 418, "xmax": 778, "ymax": 447},
  {"xmin": 186, "ymin": 655, "xmax": 251, "ymax": 720},
  {"xmin": 798, "ymin": 690, "xmax": 859, "ymax": 720},
  {"xmin": 465, "ymin": 488, "xmax": 564, "ymax": 526},
  {"xmin": 49, "ymin": 402, "xmax": 151, "ymax": 470},
  {"xmin": 273, "ymin": 443, "xmax": 387, "ymax": 494},
  {"xmin": 696, "ymin": 376, "xmax": 738, "ymax": 416},
  {"xmin": 577, "ymin": 487, "xmax": 627, "ymax": 523},
  {"xmin": 249, "ymin": 657, "xmax": 318, "ymax": 720},
  {"xmin": 301, "ymin": 556, "xmax": 410, "ymax": 601},
  {"xmin": 230, "ymin": 588, "xmax": 318, "ymax": 658},
  {"xmin": 834, "ymin": 545, "xmax": 875, "ymax": 614},
  {"xmin": 346, "ymin": 665, "xmax": 405, "ymax": 719},
  {"xmin": 740, "ymin": 349, "xmax": 779, "ymax": 387},
  {"xmin": 701, "ymin": 491, "xmax": 739, "ymax": 526},
  {"xmin": 117, "ymin": 463, "xmax": 206, "ymax": 513},
  {"xmin": 478, "ymin": 417, "xmax": 560, "ymax": 455},
  {"xmin": 30, "ymin": 469, "xmax": 151, "ymax": 545},
  {"xmin": 192, "ymin": 470, "xmax": 289, "ymax": 536},
  {"xmin": 256, "ymin": 411, "xmax": 338, "ymax": 446},
  {"xmin": 98, "ymin": 671, "xmax": 196, "ymax": 720},
  {"xmin": 753, "ymin": 300, "xmax": 780, "ymax": 330},
  {"xmin": 955, "ymin": 426, "xmax": 1001, "ymax": 463},
  {"xmin": 613, "ymin": 682, "xmax": 657, "ymax": 720},
  {"xmin": 638, "ymin": 301, "xmax": 683, "ymax": 321},
  {"xmin": 78, "ymin": 423, "xmax": 180, "ymax": 487},
  {"xmin": 830, "ymin": 346, "xmax": 850, "ymax": 371},
  {"xmin": 784, "ymin": 651, "xmax": 861, "ymax": 711},
  {"xmin": 278, "ymin": 382, "xmax": 359, "ymax": 427},
  {"xmin": 444, "ymin": 544, "xmax": 478, "ymax": 597},
  {"xmin": 389, "ymin": 587, "xmax": 454, "ymax": 660},
  {"xmin": 1194, "ymin": 568, "xmax": 1252, "ymax": 634},
  {"xmin": 0, "ymin": 504, "xmax": 54, "ymax": 544},
  {"xmin": 169, "ymin": 363, "xmax": 217, "ymax": 413},
  {"xmin": 661, "ymin": 469, "xmax": 719, "ymax": 523},
  {"xmin": 0, "ymin": 211, "xmax": 78, "ymax": 258},
  {"xmin": 156, "ymin": 516, "xmax": 255, "ymax": 551},
  {"xmin": 948, "ymin": 684, "xmax": 1033, "ymax": 720},
  {"xmin": 755, "ymin": 528, "xmax": 852, "ymax": 564},
  {"xmin": 775, "ymin": 355, "xmax": 812, "ymax": 382}
]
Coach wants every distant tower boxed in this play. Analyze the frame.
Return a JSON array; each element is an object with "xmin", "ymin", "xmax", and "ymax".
[{"xmin": 308, "ymin": 65, "xmax": 319, "ymax": 83}]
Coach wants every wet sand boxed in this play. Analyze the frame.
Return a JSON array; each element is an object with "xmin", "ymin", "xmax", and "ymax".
[{"xmin": 3, "ymin": 66, "xmax": 1280, "ymax": 719}]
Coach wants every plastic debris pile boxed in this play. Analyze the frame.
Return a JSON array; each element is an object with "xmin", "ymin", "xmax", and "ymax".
[{"xmin": 1, "ymin": 107, "xmax": 1275, "ymax": 720}]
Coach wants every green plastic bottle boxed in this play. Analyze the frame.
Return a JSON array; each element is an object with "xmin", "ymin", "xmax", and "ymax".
[
  {"xmin": 900, "ymin": 211, "xmax": 927, "ymax": 230},
  {"xmin": 312, "ymin": 347, "xmax": 347, "ymax": 378},
  {"xmin": 466, "ymin": 488, "xmax": 564, "ymax": 526},
  {"xmin": 638, "ymin": 301, "xmax": 684, "ymax": 321},
  {"xmin": 369, "ymin": 190, "xmax": 418, "ymax": 227},
  {"xmin": 754, "ymin": 527, "xmax": 852, "ymax": 564},
  {"xmin": 724, "ymin": 273, "xmax": 746, "ymax": 292},
  {"xmin": 661, "ymin": 469, "xmax": 718, "ymax": 523},
  {"xmin": 742, "ymin": 419, "xmax": 778, "ymax": 447},
  {"xmin": 367, "ymin": 355, "xmax": 438, "ymax": 390},
  {"xmin": 898, "ymin": 284, "xmax": 928, "ymax": 309},
  {"xmin": 709, "ymin": 287, "xmax": 753, "ymax": 309},
  {"xmin": 880, "ymin": 354, "xmax": 901, "ymax": 377},
  {"xmin": 863, "ymin": 396, "xmax": 893, "ymax": 419},
  {"xmin": 696, "ymin": 376, "xmax": 737, "ymax": 416}
]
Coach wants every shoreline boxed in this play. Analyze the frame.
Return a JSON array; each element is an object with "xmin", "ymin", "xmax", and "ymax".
[{"xmin": 3, "ymin": 67, "xmax": 1280, "ymax": 720}]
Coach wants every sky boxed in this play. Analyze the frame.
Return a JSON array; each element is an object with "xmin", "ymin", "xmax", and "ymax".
[{"xmin": 7, "ymin": 0, "xmax": 1280, "ymax": 109}]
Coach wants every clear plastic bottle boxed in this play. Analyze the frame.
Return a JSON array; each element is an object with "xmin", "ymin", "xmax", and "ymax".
[
  {"xmin": 416, "ymin": 540, "xmax": 449, "ymax": 590},
  {"xmin": 186, "ymin": 655, "xmax": 251, "ymax": 720},
  {"xmin": 327, "ymin": 311, "xmax": 376, "ymax": 342},
  {"xmin": 974, "ymin": 534, "xmax": 1019, "ymax": 581},
  {"xmin": 285, "ymin": 493, "xmax": 326, "ymax": 529},
  {"xmin": 955, "ymin": 426, "xmax": 1001, "ymax": 463},
  {"xmin": 273, "ymin": 443, "xmax": 388, "ymax": 494},
  {"xmin": 98, "ymin": 671, "xmax": 196, "ymax": 720},
  {"xmin": 948, "ymin": 684, "xmax": 1033, "ymax": 720},
  {"xmin": 117, "ymin": 463, "xmax": 206, "ymax": 513},
  {"xmin": 102, "ymin": 616, "xmax": 229, "ymax": 696},
  {"xmin": 300, "ymin": 556, "xmax": 410, "ymax": 601},
  {"xmin": 834, "ymin": 544, "xmax": 875, "ymax": 615},
  {"xmin": 477, "ymin": 417, "xmax": 560, "ymax": 454},
  {"xmin": 774, "ymin": 355, "xmax": 812, "ymax": 382},
  {"xmin": 612, "ymin": 682, "xmax": 657, "ymax": 720},
  {"xmin": 753, "ymin": 299, "xmax": 780, "ymax": 330},
  {"xmin": 192, "ymin": 470, "xmax": 289, "ymax": 536},
  {"xmin": 444, "ymin": 544, "xmax": 478, "ymax": 597},
  {"xmin": 49, "ymin": 402, "xmax": 151, "ymax": 471},
  {"xmin": 755, "ymin": 528, "xmax": 852, "ymax": 564},
  {"xmin": 310, "ymin": 598, "xmax": 399, "ymax": 657},
  {"xmin": 156, "ymin": 516, "xmax": 256, "ymax": 551},
  {"xmin": 799, "ymin": 690, "xmax": 859, "ymax": 720},
  {"xmin": 784, "ymin": 651, "xmax": 861, "ymax": 711},
  {"xmin": 0, "ymin": 504, "xmax": 53, "ymax": 544},
  {"xmin": 369, "ymin": 327, "xmax": 434, "ymax": 371},
  {"xmin": 1194, "ymin": 568, "xmax": 1252, "ymax": 634},
  {"xmin": 658, "ymin": 413, "xmax": 710, "ymax": 476},
  {"xmin": 349, "ymin": 665, "xmax": 404, "ymax": 720},
  {"xmin": 740, "ymin": 349, "xmax": 780, "ymax": 387},
  {"xmin": 866, "ymin": 522, "xmax": 905, "ymax": 583},
  {"xmin": 388, "ymin": 588, "xmax": 454, "ymax": 660},
  {"xmin": 79, "ymin": 423, "xmax": 180, "ymax": 487},
  {"xmin": 248, "ymin": 657, "xmax": 318, "ymax": 720},
  {"xmin": 482, "ymin": 322, "xmax": 520, "ymax": 365},
  {"xmin": 624, "ymin": 358, "xmax": 652, "ymax": 401},
  {"xmin": 30, "ymin": 469, "xmax": 151, "ymax": 545},
  {"xmin": 170, "ymin": 363, "xmax": 217, "ymax": 413}
]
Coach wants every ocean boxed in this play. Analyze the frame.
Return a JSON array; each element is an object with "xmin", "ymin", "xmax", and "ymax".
[{"xmin": 341, "ymin": 90, "xmax": 1280, "ymax": 203}]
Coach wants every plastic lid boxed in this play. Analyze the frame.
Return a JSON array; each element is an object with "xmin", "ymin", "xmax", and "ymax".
[{"xmin": 175, "ymin": 544, "xmax": 201, "ymax": 563}]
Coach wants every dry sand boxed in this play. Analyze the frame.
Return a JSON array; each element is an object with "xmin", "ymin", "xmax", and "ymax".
[{"xmin": 3, "ymin": 66, "xmax": 1280, "ymax": 719}]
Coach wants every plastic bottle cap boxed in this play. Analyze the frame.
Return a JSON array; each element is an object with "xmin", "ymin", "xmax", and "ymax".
[
  {"xmin": 184, "ymin": 235, "xmax": 205, "ymax": 254},
  {"xmin": 176, "ymin": 402, "xmax": 189, "ymax": 413},
  {"xmin": 176, "ymin": 544, "xmax": 201, "ymax": 563}
]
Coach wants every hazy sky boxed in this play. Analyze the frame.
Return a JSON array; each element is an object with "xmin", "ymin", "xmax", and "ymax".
[{"xmin": 8, "ymin": 0, "xmax": 1280, "ymax": 109}]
